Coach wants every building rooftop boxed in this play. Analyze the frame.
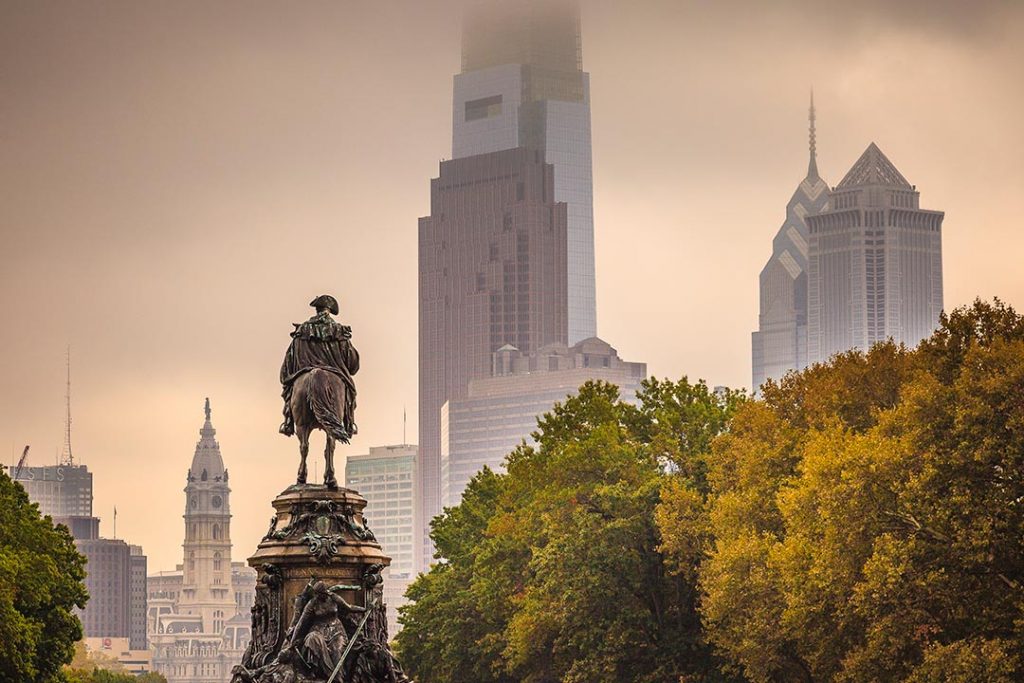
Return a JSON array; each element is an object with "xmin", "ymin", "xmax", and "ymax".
[
  {"xmin": 188, "ymin": 398, "xmax": 226, "ymax": 482},
  {"xmin": 836, "ymin": 142, "xmax": 912, "ymax": 189}
]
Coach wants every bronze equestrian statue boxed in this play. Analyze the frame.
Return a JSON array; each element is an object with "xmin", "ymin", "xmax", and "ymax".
[{"xmin": 280, "ymin": 295, "xmax": 358, "ymax": 489}]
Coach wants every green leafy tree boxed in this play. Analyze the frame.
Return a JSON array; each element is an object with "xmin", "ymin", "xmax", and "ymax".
[
  {"xmin": 0, "ymin": 470, "xmax": 88, "ymax": 683},
  {"xmin": 399, "ymin": 379, "xmax": 741, "ymax": 683}
]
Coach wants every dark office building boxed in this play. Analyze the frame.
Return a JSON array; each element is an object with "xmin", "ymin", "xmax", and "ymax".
[
  {"xmin": 418, "ymin": 146, "xmax": 567, "ymax": 565},
  {"xmin": 76, "ymin": 536, "xmax": 131, "ymax": 640},
  {"xmin": 129, "ymin": 545, "xmax": 148, "ymax": 650}
]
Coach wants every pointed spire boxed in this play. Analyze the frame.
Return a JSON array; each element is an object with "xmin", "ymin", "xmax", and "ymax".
[
  {"xmin": 191, "ymin": 397, "xmax": 225, "ymax": 480},
  {"xmin": 807, "ymin": 89, "xmax": 819, "ymax": 181}
]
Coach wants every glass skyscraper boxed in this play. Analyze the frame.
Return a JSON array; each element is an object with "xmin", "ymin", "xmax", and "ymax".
[
  {"xmin": 751, "ymin": 98, "xmax": 830, "ymax": 391},
  {"xmin": 453, "ymin": 0, "xmax": 595, "ymax": 343},
  {"xmin": 418, "ymin": 1, "xmax": 595, "ymax": 570}
]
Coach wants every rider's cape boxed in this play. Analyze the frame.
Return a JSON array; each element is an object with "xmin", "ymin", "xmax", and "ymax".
[{"xmin": 280, "ymin": 313, "xmax": 360, "ymax": 430}]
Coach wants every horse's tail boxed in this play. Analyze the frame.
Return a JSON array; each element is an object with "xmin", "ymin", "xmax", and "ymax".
[{"xmin": 308, "ymin": 369, "xmax": 350, "ymax": 443}]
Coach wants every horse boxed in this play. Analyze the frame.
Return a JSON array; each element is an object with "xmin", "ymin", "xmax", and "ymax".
[{"xmin": 289, "ymin": 368, "xmax": 353, "ymax": 489}]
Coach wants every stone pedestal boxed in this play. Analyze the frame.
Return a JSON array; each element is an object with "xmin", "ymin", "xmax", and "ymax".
[{"xmin": 233, "ymin": 484, "xmax": 409, "ymax": 683}]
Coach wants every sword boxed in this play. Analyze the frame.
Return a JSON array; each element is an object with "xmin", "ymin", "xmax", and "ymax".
[{"xmin": 326, "ymin": 595, "xmax": 378, "ymax": 683}]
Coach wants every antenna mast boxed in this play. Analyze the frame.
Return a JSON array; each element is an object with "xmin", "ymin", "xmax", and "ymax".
[{"xmin": 61, "ymin": 346, "xmax": 74, "ymax": 467}]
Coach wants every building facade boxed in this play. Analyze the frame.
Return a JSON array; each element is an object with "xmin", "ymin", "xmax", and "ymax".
[
  {"xmin": 7, "ymin": 463, "xmax": 93, "ymax": 517},
  {"xmin": 441, "ymin": 337, "xmax": 646, "ymax": 508},
  {"xmin": 751, "ymin": 97, "xmax": 830, "ymax": 391},
  {"xmin": 456, "ymin": 0, "xmax": 595, "ymax": 344},
  {"xmin": 129, "ymin": 545, "xmax": 148, "ymax": 650},
  {"xmin": 418, "ymin": 146, "xmax": 568, "ymax": 567},
  {"xmin": 149, "ymin": 400, "xmax": 255, "ymax": 683},
  {"xmin": 70, "ymin": 530, "xmax": 148, "ymax": 649},
  {"xmin": 76, "ymin": 537, "xmax": 132, "ymax": 643},
  {"xmin": 345, "ymin": 444, "xmax": 417, "ymax": 636},
  {"xmin": 807, "ymin": 143, "xmax": 944, "ymax": 363},
  {"xmin": 419, "ymin": 0, "xmax": 596, "ymax": 570}
]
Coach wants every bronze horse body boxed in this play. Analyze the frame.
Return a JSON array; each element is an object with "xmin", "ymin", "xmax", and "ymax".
[{"xmin": 289, "ymin": 367, "xmax": 353, "ymax": 490}]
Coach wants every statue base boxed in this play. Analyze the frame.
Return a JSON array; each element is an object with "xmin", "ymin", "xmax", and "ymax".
[{"xmin": 232, "ymin": 483, "xmax": 409, "ymax": 683}]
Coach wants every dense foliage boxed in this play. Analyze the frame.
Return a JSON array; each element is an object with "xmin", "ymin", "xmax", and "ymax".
[
  {"xmin": 399, "ymin": 299, "xmax": 1024, "ymax": 682},
  {"xmin": 397, "ymin": 378, "xmax": 743, "ymax": 682},
  {"xmin": 699, "ymin": 299, "xmax": 1024, "ymax": 681},
  {"xmin": 0, "ymin": 470, "xmax": 89, "ymax": 683}
]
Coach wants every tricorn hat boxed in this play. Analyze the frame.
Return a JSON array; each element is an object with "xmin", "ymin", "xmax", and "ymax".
[{"xmin": 309, "ymin": 294, "xmax": 339, "ymax": 315}]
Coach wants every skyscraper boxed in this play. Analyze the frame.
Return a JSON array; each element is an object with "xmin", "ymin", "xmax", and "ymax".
[
  {"xmin": 418, "ymin": 0, "xmax": 592, "ymax": 571},
  {"xmin": 751, "ymin": 96, "xmax": 830, "ymax": 391},
  {"xmin": 456, "ymin": 0, "xmax": 595, "ymax": 343},
  {"xmin": 807, "ymin": 144, "xmax": 944, "ymax": 363},
  {"xmin": 418, "ymin": 147, "xmax": 567, "ymax": 566}
]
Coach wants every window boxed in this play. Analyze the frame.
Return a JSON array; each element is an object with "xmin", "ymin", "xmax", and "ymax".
[{"xmin": 465, "ymin": 95, "xmax": 502, "ymax": 121}]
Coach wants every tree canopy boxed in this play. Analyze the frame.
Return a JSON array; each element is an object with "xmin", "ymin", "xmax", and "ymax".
[
  {"xmin": 0, "ymin": 470, "xmax": 88, "ymax": 683},
  {"xmin": 699, "ymin": 299, "xmax": 1024, "ymax": 681},
  {"xmin": 398, "ymin": 299, "xmax": 1024, "ymax": 682},
  {"xmin": 397, "ymin": 378, "xmax": 742, "ymax": 683}
]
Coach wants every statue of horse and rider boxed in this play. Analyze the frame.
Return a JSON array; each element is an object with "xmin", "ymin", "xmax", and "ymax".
[{"xmin": 280, "ymin": 294, "xmax": 358, "ymax": 489}]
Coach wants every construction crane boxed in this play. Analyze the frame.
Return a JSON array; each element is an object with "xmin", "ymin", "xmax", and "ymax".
[{"xmin": 13, "ymin": 445, "xmax": 29, "ymax": 479}]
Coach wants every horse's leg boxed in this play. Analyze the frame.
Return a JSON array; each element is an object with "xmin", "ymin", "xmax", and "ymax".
[
  {"xmin": 324, "ymin": 435, "xmax": 337, "ymax": 490},
  {"xmin": 296, "ymin": 426, "xmax": 310, "ymax": 485}
]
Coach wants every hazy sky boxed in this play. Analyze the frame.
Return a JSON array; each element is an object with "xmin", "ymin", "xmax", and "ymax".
[{"xmin": 2, "ymin": 0, "xmax": 1022, "ymax": 572}]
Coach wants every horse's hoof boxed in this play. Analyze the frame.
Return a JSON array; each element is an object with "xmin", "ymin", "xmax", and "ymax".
[
  {"xmin": 325, "ymin": 478, "xmax": 338, "ymax": 490},
  {"xmin": 296, "ymin": 476, "xmax": 307, "ymax": 485}
]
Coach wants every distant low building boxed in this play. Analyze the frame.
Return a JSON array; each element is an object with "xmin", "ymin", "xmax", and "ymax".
[
  {"xmin": 441, "ymin": 337, "xmax": 646, "ymax": 508},
  {"xmin": 83, "ymin": 637, "xmax": 152, "ymax": 675},
  {"xmin": 148, "ymin": 400, "xmax": 255, "ymax": 683},
  {"xmin": 346, "ymin": 444, "xmax": 417, "ymax": 637}
]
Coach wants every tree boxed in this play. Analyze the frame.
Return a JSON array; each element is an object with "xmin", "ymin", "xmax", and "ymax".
[
  {"xmin": 399, "ymin": 379, "xmax": 742, "ymax": 683},
  {"xmin": 0, "ymin": 470, "xmax": 88, "ymax": 683},
  {"xmin": 701, "ymin": 299, "xmax": 1024, "ymax": 682}
]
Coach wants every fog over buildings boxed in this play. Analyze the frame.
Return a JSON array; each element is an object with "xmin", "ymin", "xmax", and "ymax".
[{"xmin": 2, "ymin": 0, "xmax": 1023, "ymax": 572}]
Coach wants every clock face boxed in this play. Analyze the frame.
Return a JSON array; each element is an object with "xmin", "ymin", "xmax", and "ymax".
[
  {"xmin": 189, "ymin": 497, "xmax": 198, "ymax": 509},
  {"xmin": 211, "ymin": 495, "xmax": 222, "ymax": 509}
]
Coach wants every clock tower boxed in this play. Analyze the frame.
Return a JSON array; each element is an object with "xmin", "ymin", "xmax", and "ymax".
[{"xmin": 180, "ymin": 398, "xmax": 236, "ymax": 633}]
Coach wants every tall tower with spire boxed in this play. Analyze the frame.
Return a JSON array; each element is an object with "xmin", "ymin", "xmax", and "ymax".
[
  {"xmin": 180, "ymin": 398, "xmax": 235, "ymax": 634},
  {"xmin": 149, "ymin": 399, "xmax": 254, "ymax": 683},
  {"xmin": 751, "ymin": 94, "xmax": 830, "ymax": 391}
]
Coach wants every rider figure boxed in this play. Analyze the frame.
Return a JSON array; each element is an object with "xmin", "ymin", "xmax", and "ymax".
[{"xmin": 279, "ymin": 295, "xmax": 360, "ymax": 439}]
